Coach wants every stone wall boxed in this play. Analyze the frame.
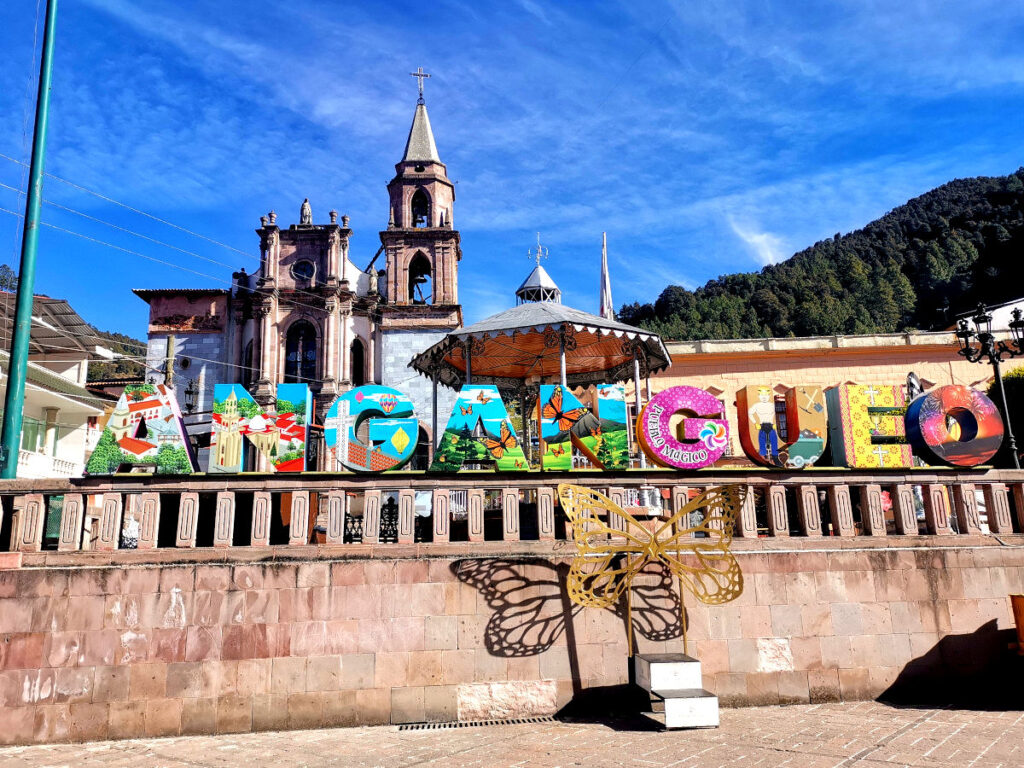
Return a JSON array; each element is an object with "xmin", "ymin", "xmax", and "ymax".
[{"xmin": 0, "ymin": 537, "xmax": 1021, "ymax": 745}]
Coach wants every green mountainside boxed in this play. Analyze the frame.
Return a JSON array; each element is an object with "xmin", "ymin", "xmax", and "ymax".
[
  {"xmin": 619, "ymin": 168, "xmax": 1024, "ymax": 340},
  {"xmin": 86, "ymin": 327, "xmax": 146, "ymax": 381}
]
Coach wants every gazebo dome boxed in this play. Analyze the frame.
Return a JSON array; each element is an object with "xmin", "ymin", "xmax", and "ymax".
[{"xmin": 516, "ymin": 264, "xmax": 561, "ymax": 304}]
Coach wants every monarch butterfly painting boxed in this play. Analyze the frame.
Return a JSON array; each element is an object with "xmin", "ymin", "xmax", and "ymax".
[
  {"xmin": 476, "ymin": 390, "xmax": 493, "ymax": 405},
  {"xmin": 482, "ymin": 420, "xmax": 517, "ymax": 460},
  {"xmin": 551, "ymin": 444, "xmax": 567, "ymax": 457},
  {"xmin": 542, "ymin": 386, "xmax": 587, "ymax": 431},
  {"xmin": 460, "ymin": 404, "xmax": 473, "ymax": 415}
]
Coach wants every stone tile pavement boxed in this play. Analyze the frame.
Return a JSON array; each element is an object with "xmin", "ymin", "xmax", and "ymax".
[{"xmin": 1, "ymin": 701, "xmax": 1022, "ymax": 768}]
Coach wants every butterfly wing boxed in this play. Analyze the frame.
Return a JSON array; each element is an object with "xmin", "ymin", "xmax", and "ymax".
[
  {"xmin": 541, "ymin": 386, "xmax": 563, "ymax": 421},
  {"xmin": 482, "ymin": 437, "xmax": 505, "ymax": 459},
  {"xmin": 651, "ymin": 485, "xmax": 745, "ymax": 605},
  {"xmin": 558, "ymin": 407, "xmax": 586, "ymax": 431},
  {"xmin": 557, "ymin": 483, "xmax": 652, "ymax": 609}
]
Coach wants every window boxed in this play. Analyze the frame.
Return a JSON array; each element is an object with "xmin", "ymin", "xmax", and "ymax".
[
  {"xmin": 20, "ymin": 417, "xmax": 43, "ymax": 453},
  {"xmin": 291, "ymin": 260, "xmax": 316, "ymax": 282},
  {"xmin": 407, "ymin": 252, "xmax": 432, "ymax": 305},
  {"xmin": 284, "ymin": 321, "xmax": 317, "ymax": 383},
  {"xmin": 350, "ymin": 338, "xmax": 365, "ymax": 387},
  {"xmin": 410, "ymin": 189, "xmax": 430, "ymax": 228}
]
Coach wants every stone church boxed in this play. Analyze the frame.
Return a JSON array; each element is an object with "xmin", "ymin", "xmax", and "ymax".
[{"xmin": 134, "ymin": 91, "xmax": 463, "ymax": 469}]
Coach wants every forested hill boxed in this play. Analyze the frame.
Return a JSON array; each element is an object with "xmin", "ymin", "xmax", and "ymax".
[
  {"xmin": 618, "ymin": 168, "xmax": 1024, "ymax": 340},
  {"xmin": 87, "ymin": 327, "xmax": 146, "ymax": 381}
]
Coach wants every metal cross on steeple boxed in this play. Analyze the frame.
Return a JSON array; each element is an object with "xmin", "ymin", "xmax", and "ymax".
[
  {"xmin": 410, "ymin": 67, "xmax": 431, "ymax": 104},
  {"xmin": 528, "ymin": 232, "xmax": 549, "ymax": 265}
]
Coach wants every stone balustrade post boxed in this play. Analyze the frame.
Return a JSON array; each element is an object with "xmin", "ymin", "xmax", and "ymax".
[
  {"xmin": 97, "ymin": 493, "xmax": 123, "ymax": 551},
  {"xmin": 432, "ymin": 489, "xmax": 450, "ymax": 543},
  {"xmin": 826, "ymin": 484, "xmax": 856, "ymax": 537},
  {"xmin": 251, "ymin": 491, "xmax": 271, "ymax": 546},
  {"xmin": 951, "ymin": 483, "xmax": 982, "ymax": 535},
  {"xmin": 536, "ymin": 487, "xmax": 555, "ymax": 541},
  {"xmin": 982, "ymin": 483, "xmax": 1014, "ymax": 534},
  {"xmin": 889, "ymin": 484, "xmax": 918, "ymax": 535},
  {"xmin": 213, "ymin": 491, "xmax": 235, "ymax": 548},
  {"xmin": 858, "ymin": 484, "xmax": 886, "ymax": 536},
  {"xmin": 608, "ymin": 486, "xmax": 627, "ymax": 532},
  {"xmin": 672, "ymin": 486, "xmax": 692, "ymax": 535},
  {"xmin": 767, "ymin": 484, "xmax": 788, "ymax": 536},
  {"xmin": 796, "ymin": 484, "xmax": 822, "ymax": 536},
  {"xmin": 397, "ymin": 489, "xmax": 415, "ymax": 543},
  {"xmin": 58, "ymin": 493, "xmax": 84, "ymax": 551},
  {"xmin": 467, "ymin": 489, "xmax": 484, "ymax": 542},
  {"xmin": 362, "ymin": 490, "xmax": 381, "ymax": 544},
  {"xmin": 137, "ymin": 492, "xmax": 161, "ymax": 549},
  {"xmin": 501, "ymin": 488, "xmax": 519, "ymax": 541},
  {"xmin": 1012, "ymin": 483, "xmax": 1024, "ymax": 531},
  {"xmin": 176, "ymin": 492, "xmax": 199, "ymax": 547},
  {"xmin": 289, "ymin": 491, "xmax": 310, "ymax": 545},
  {"xmin": 736, "ymin": 484, "xmax": 758, "ymax": 537},
  {"xmin": 325, "ymin": 490, "xmax": 346, "ymax": 544},
  {"xmin": 922, "ymin": 484, "xmax": 953, "ymax": 535},
  {"xmin": 14, "ymin": 493, "xmax": 45, "ymax": 552}
]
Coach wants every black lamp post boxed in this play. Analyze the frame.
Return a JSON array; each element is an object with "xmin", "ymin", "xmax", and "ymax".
[
  {"xmin": 954, "ymin": 303, "xmax": 1024, "ymax": 469},
  {"xmin": 184, "ymin": 378, "xmax": 199, "ymax": 415}
]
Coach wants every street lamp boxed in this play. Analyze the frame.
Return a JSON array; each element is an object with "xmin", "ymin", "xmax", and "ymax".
[
  {"xmin": 954, "ymin": 303, "xmax": 1023, "ymax": 468},
  {"xmin": 184, "ymin": 379, "xmax": 198, "ymax": 415}
]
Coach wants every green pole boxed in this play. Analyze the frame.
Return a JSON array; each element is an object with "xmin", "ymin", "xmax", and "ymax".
[{"xmin": 1, "ymin": 0, "xmax": 59, "ymax": 479}]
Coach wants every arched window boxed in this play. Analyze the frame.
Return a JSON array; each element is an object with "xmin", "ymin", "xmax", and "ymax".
[
  {"xmin": 350, "ymin": 338, "xmax": 366, "ymax": 387},
  {"xmin": 408, "ymin": 252, "xmax": 432, "ymax": 305},
  {"xmin": 410, "ymin": 189, "xmax": 430, "ymax": 228},
  {"xmin": 284, "ymin": 320, "xmax": 317, "ymax": 383}
]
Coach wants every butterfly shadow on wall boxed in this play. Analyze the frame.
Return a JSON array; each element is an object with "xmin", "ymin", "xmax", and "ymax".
[{"xmin": 452, "ymin": 557, "xmax": 688, "ymax": 698}]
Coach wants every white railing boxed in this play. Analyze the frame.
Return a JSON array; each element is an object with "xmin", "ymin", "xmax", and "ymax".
[{"xmin": 17, "ymin": 450, "xmax": 84, "ymax": 479}]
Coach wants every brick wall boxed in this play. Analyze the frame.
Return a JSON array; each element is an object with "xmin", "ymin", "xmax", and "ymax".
[{"xmin": 0, "ymin": 538, "xmax": 1021, "ymax": 744}]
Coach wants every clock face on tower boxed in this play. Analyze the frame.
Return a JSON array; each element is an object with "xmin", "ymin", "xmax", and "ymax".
[{"xmin": 291, "ymin": 260, "xmax": 316, "ymax": 282}]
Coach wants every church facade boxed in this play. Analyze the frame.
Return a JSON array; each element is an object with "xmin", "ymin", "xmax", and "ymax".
[{"xmin": 135, "ymin": 95, "xmax": 463, "ymax": 469}]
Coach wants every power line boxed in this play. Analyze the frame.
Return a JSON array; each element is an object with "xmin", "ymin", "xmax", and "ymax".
[
  {"xmin": 0, "ymin": 202, "xmax": 343, "ymax": 316},
  {"xmin": 0, "ymin": 150, "xmax": 253, "ymax": 259}
]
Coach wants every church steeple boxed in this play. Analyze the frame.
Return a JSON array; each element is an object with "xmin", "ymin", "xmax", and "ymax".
[
  {"xmin": 379, "ymin": 70, "xmax": 461, "ymax": 319},
  {"xmin": 402, "ymin": 103, "xmax": 441, "ymax": 164}
]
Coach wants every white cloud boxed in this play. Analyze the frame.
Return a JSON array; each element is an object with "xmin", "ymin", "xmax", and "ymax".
[{"xmin": 727, "ymin": 217, "xmax": 787, "ymax": 266}]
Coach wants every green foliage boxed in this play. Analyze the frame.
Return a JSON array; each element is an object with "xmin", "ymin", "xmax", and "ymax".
[
  {"xmin": 85, "ymin": 326, "xmax": 146, "ymax": 381},
  {"xmin": 213, "ymin": 394, "xmax": 262, "ymax": 419},
  {"xmin": 154, "ymin": 443, "xmax": 193, "ymax": 474},
  {"xmin": 987, "ymin": 365, "xmax": 1024, "ymax": 468},
  {"xmin": 85, "ymin": 430, "xmax": 127, "ymax": 474},
  {"xmin": 0, "ymin": 264, "xmax": 17, "ymax": 292},
  {"xmin": 619, "ymin": 168, "xmax": 1024, "ymax": 339}
]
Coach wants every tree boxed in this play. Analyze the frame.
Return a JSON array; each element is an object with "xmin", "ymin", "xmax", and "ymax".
[
  {"xmin": 85, "ymin": 430, "xmax": 127, "ymax": 474},
  {"xmin": 0, "ymin": 264, "xmax": 17, "ymax": 292},
  {"xmin": 987, "ymin": 365, "xmax": 1024, "ymax": 469}
]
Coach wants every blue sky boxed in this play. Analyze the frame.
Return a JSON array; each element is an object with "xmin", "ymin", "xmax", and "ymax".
[{"xmin": 1, "ymin": 1, "xmax": 1023, "ymax": 341}]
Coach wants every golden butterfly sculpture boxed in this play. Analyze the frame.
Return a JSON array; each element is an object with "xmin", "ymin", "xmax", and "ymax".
[{"xmin": 557, "ymin": 483, "xmax": 746, "ymax": 656}]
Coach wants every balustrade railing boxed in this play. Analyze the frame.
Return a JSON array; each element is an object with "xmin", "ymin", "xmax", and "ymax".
[{"xmin": 1, "ymin": 468, "xmax": 1023, "ymax": 555}]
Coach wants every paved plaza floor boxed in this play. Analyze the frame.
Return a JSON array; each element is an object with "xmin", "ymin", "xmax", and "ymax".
[{"xmin": 1, "ymin": 701, "xmax": 1021, "ymax": 768}]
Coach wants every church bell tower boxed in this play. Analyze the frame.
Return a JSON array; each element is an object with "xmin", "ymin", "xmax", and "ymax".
[{"xmin": 379, "ymin": 70, "xmax": 461, "ymax": 331}]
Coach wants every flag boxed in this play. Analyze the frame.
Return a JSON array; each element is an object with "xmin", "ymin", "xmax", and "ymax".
[{"xmin": 599, "ymin": 232, "xmax": 614, "ymax": 320}]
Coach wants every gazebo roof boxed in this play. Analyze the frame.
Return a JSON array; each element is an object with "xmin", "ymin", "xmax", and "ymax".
[{"xmin": 409, "ymin": 301, "xmax": 671, "ymax": 389}]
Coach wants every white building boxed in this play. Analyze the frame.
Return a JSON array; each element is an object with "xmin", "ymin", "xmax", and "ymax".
[{"xmin": 0, "ymin": 293, "xmax": 114, "ymax": 478}]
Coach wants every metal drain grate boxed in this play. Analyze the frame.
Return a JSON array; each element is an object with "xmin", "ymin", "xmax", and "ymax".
[{"xmin": 398, "ymin": 716, "xmax": 557, "ymax": 731}]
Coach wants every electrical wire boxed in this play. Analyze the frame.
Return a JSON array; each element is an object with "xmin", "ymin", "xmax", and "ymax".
[{"xmin": 0, "ymin": 205, "xmax": 336, "ymax": 317}]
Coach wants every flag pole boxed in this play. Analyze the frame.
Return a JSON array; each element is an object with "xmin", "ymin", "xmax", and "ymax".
[{"xmin": 1, "ymin": 0, "xmax": 59, "ymax": 478}]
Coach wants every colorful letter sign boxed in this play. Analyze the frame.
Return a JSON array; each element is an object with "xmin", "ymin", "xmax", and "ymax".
[
  {"xmin": 210, "ymin": 383, "xmax": 311, "ymax": 472},
  {"xmin": 325, "ymin": 385, "xmax": 418, "ymax": 472},
  {"xmin": 429, "ymin": 385, "xmax": 528, "ymax": 472},
  {"xmin": 826, "ymin": 384, "xmax": 913, "ymax": 468},
  {"xmin": 85, "ymin": 384, "xmax": 196, "ymax": 475},
  {"xmin": 905, "ymin": 385, "xmax": 1004, "ymax": 467},
  {"xmin": 736, "ymin": 385, "xmax": 827, "ymax": 469},
  {"xmin": 637, "ymin": 386, "xmax": 728, "ymax": 469}
]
